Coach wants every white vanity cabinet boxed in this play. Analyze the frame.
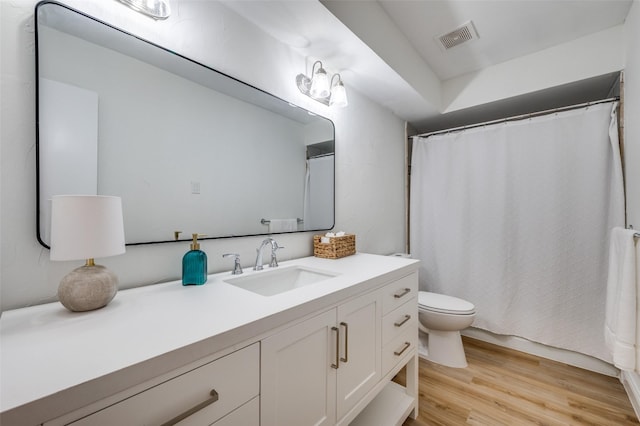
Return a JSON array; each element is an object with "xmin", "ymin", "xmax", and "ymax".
[
  {"xmin": 261, "ymin": 274, "xmax": 419, "ymax": 426},
  {"xmin": 261, "ymin": 290, "xmax": 380, "ymax": 426},
  {"xmin": 46, "ymin": 343, "xmax": 260, "ymax": 426},
  {"xmin": 261, "ymin": 308, "xmax": 338, "ymax": 426},
  {"xmin": 380, "ymin": 273, "xmax": 419, "ymax": 376},
  {"xmin": 336, "ymin": 291, "xmax": 382, "ymax": 419},
  {"xmin": 349, "ymin": 273, "xmax": 419, "ymax": 426},
  {"xmin": 1, "ymin": 254, "xmax": 419, "ymax": 426}
]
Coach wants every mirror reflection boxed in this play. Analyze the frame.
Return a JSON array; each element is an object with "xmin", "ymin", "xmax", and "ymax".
[{"xmin": 36, "ymin": 1, "xmax": 335, "ymax": 247}]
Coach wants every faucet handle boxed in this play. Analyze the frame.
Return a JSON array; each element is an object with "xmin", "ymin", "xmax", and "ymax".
[
  {"xmin": 269, "ymin": 245, "xmax": 284, "ymax": 268},
  {"xmin": 222, "ymin": 253, "xmax": 243, "ymax": 275}
]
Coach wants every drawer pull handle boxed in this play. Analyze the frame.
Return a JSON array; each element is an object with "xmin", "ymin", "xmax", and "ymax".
[
  {"xmin": 394, "ymin": 288, "xmax": 411, "ymax": 299},
  {"xmin": 331, "ymin": 326, "xmax": 340, "ymax": 369},
  {"xmin": 340, "ymin": 322, "xmax": 349, "ymax": 363},
  {"xmin": 394, "ymin": 314, "xmax": 411, "ymax": 327},
  {"xmin": 394, "ymin": 342, "xmax": 411, "ymax": 356},
  {"xmin": 160, "ymin": 389, "xmax": 219, "ymax": 426}
]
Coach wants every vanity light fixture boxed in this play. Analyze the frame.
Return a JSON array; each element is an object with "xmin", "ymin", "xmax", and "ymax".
[
  {"xmin": 50, "ymin": 195, "xmax": 126, "ymax": 312},
  {"xmin": 329, "ymin": 74, "xmax": 348, "ymax": 108},
  {"xmin": 309, "ymin": 62, "xmax": 330, "ymax": 99},
  {"xmin": 296, "ymin": 61, "xmax": 348, "ymax": 107},
  {"xmin": 116, "ymin": 0, "xmax": 171, "ymax": 20}
]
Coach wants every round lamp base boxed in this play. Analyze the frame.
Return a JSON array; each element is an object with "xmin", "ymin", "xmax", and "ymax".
[{"xmin": 58, "ymin": 264, "xmax": 118, "ymax": 312}]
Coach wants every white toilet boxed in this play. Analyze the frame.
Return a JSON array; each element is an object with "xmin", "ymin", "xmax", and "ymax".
[{"xmin": 418, "ymin": 291, "xmax": 476, "ymax": 368}]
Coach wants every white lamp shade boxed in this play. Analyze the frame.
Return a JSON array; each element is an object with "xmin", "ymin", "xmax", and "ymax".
[
  {"xmin": 310, "ymin": 69, "xmax": 330, "ymax": 99},
  {"xmin": 50, "ymin": 195, "xmax": 126, "ymax": 261},
  {"xmin": 329, "ymin": 83, "xmax": 348, "ymax": 107}
]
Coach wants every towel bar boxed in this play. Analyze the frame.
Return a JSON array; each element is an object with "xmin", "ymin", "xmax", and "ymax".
[{"xmin": 261, "ymin": 218, "xmax": 303, "ymax": 225}]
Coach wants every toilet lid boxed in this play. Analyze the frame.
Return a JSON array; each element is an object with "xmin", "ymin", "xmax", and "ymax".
[{"xmin": 418, "ymin": 291, "xmax": 475, "ymax": 315}]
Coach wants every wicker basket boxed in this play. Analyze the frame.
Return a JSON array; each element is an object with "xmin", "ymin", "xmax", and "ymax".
[{"xmin": 313, "ymin": 234, "xmax": 356, "ymax": 259}]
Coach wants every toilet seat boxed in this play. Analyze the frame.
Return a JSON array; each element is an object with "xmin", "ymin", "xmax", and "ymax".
[{"xmin": 418, "ymin": 291, "xmax": 475, "ymax": 315}]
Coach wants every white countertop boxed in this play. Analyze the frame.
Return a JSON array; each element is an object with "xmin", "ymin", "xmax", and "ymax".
[{"xmin": 0, "ymin": 253, "xmax": 418, "ymax": 425}]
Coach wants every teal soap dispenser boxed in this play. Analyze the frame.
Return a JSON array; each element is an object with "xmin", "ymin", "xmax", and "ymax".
[{"xmin": 182, "ymin": 233, "xmax": 207, "ymax": 286}]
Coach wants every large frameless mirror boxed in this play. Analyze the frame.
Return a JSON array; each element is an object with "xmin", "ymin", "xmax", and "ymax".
[{"xmin": 36, "ymin": 1, "xmax": 335, "ymax": 247}]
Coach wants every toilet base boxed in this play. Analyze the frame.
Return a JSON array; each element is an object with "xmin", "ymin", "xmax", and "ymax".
[{"xmin": 423, "ymin": 329, "xmax": 468, "ymax": 368}]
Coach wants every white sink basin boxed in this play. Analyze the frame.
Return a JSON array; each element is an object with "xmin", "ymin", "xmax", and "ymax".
[{"xmin": 223, "ymin": 265, "xmax": 339, "ymax": 296}]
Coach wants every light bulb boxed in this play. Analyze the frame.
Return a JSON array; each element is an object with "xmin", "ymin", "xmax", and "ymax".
[
  {"xmin": 310, "ymin": 67, "xmax": 330, "ymax": 99},
  {"xmin": 329, "ymin": 81, "xmax": 348, "ymax": 107}
]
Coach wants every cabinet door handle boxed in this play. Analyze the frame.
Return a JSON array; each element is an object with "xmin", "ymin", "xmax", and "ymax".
[
  {"xmin": 394, "ymin": 288, "xmax": 411, "ymax": 299},
  {"xmin": 394, "ymin": 314, "xmax": 411, "ymax": 327},
  {"xmin": 393, "ymin": 342, "xmax": 411, "ymax": 356},
  {"xmin": 160, "ymin": 389, "xmax": 219, "ymax": 426},
  {"xmin": 331, "ymin": 326, "xmax": 340, "ymax": 369},
  {"xmin": 340, "ymin": 322, "xmax": 349, "ymax": 363}
]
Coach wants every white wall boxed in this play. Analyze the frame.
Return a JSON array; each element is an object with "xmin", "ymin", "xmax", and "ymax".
[{"xmin": 0, "ymin": 0, "xmax": 407, "ymax": 311}]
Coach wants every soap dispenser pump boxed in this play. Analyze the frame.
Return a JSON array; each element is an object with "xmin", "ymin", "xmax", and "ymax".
[{"xmin": 182, "ymin": 233, "xmax": 207, "ymax": 286}]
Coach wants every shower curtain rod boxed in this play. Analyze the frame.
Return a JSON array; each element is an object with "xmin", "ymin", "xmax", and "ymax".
[
  {"xmin": 414, "ymin": 97, "xmax": 620, "ymax": 139},
  {"xmin": 307, "ymin": 152, "xmax": 334, "ymax": 159}
]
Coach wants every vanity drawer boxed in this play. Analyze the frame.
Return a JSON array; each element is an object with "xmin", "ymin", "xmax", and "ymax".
[
  {"xmin": 382, "ymin": 326, "xmax": 418, "ymax": 375},
  {"xmin": 382, "ymin": 297, "xmax": 418, "ymax": 346},
  {"xmin": 69, "ymin": 343, "xmax": 259, "ymax": 426},
  {"xmin": 212, "ymin": 396, "xmax": 259, "ymax": 426},
  {"xmin": 382, "ymin": 273, "xmax": 418, "ymax": 315}
]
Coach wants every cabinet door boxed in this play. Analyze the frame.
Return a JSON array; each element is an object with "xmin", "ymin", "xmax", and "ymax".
[
  {"xmin": 261, "ymin": 309, "xmax": 338, "ymax": 426},
  {"xmin": 336, "ymin": 290, "xmax": 381, "ymax": 420}
]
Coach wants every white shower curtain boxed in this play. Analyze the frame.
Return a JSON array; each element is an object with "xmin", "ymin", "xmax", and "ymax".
[
  {"xmin": 303, "ymin": 155, "xmax": 335, "ymax": 230},
  {"xmin": 410, "ymin": 102, "xmax": 624, "ymax": 361}
]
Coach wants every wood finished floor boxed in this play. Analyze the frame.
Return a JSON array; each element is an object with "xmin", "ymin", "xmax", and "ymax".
[{"xmin": 399, "ymin": 336, "xmax": 639, "ymax": 426}]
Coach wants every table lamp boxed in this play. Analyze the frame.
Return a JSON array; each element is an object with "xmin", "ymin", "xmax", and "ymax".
[{"xmin": 50, "ymin": 195, "xmax": 126, "ymax": 312}]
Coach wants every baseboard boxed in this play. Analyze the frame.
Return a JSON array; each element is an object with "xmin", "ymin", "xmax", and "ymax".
[
  {"xmin": 461, "ymin": 327, "xmax": 619, "ymax": 377},
  {"xmin": 621, "ymin": 371, "xmax": 640, "ymax": 420}
]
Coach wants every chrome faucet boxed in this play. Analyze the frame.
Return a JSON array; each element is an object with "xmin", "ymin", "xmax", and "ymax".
[{"xmin": 254, "ymin": 237, "xmax": 284, "ymax": 271}]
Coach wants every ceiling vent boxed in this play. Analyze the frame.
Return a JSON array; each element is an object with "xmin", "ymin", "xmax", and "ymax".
[{"xmin": 436, "ymin": 20, "xmax": 479, "ymax": 51}]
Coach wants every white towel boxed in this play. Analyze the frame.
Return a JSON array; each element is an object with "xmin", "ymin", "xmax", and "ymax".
[
  {"xmin": 268, "ymin": 219, "xmax": 298, "ymax": 233},
  {"xmin": 604, "ymin": 227, "xmax": 639, "ymax": 371}
]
